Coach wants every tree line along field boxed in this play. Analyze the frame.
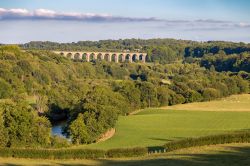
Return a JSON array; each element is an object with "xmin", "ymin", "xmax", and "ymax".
[
  {"xmin": 161, "ymin": 94, "xmax": 250, "ymax": 112},
  {"xmin": 81, "ymin": 94, "xmax": 250, "ymax": 149},
  {"xmin": 1, "ymin": 143, "xmax": 250, "ymax": 166}
]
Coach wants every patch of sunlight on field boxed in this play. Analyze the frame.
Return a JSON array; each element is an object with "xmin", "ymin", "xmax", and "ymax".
[
  {"xmin": 1, "ymin": 143, "xmax": 250, "ymax": 166},
  {"xmin": 161, "ymin": 94, "xmax": 250, "ymax": 112}
]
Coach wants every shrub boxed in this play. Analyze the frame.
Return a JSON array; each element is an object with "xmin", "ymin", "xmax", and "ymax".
[
  {"xmin": 202, "ymin": 88, "xmax": 221, "ymax": 101},
  {"xmin": 50, "ymin": 136, "xmax": 71, "ymax": 148},
  {"xmin": 106, "ymin": 147, "xmax": 148, "ymax": 158}
]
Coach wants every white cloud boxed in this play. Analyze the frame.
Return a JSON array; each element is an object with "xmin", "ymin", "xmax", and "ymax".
[
  {"xmin": 0, "ymin": 8, "xmax": 249, "ymax": 32},
  {"xmin": 34, "ymin": 9, "xmax": 56, "ymax": 18},
  {"xmin": 238, "ymin": 22, "xmax": 250, "ymax": 28},
  {"xmin": 0, "ymin": 8, "xmax": 158, "ymax": 22}
]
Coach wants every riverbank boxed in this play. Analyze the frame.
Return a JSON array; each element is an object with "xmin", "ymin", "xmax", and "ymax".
[{"xmin": 97, "ymin": 128, "xmax": 116, "ymax": 143}]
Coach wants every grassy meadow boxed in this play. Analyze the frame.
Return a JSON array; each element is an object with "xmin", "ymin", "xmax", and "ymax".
[
  {"xmin": 81, "ymin": 94, "xmax": 250, "ymax": 149},
  {"xmin": 1, "ymin": 143, "xmax": 250, "ymax": 166}
]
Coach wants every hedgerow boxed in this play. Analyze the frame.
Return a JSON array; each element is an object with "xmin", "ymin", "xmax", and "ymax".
[
  {"xmin": 163, "ymin": 132, "xmax": 250, "ymax": 152},
  {"xmin": 1, "ymin": 132, "xmax": 250, "ymax": 159},
  {"xmin": 0, "ymin": 147, "xmax": 147, "ymax": 159},
  {"xmin": 106, "ymin": 147, "xmax": 148, "ymax": 158}
]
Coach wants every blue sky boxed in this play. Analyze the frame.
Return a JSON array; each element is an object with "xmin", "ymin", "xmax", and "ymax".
[{"xmin": 0, "ymin": 0, "xmax": 250, "ymax": 43}]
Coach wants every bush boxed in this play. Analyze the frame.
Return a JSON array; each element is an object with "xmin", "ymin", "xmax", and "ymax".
[
  {"xmin": 50, "ymin": 136, "xmax": 71, "ymax": 148},
  {"xmin": 106, "ymin": 147, "xmax": 148, "ymax": 158},
  {"xmin": 202, "ymin": 88, "xmax": 221, "ymax": 101}
]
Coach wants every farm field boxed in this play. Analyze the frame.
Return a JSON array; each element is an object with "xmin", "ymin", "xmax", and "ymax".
[
  {"xmin": 161, "ymin": 94, "xmax": 250, "ymax": 112},
  {"xmin": 80, "ymin": 94, "xmax": 250, "ymax": 149},
  {"xmin": 1, "ymin": 143, "xmax": 250, "ymax": 166}
]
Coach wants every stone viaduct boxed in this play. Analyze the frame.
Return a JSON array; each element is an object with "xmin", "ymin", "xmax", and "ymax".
[{"xmin": 53, "ymin": 51, "xmax": 147, "ymax": 63}]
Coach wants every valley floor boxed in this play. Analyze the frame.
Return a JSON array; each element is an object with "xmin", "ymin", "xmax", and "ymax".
[{"xmin": 80, "ymin": 94, "xmax": 250, "ymax": 149}]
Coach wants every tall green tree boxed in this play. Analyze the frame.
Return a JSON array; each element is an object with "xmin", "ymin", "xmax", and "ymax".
[{"xmin": 69, "ymin": 113, "xmax": 89, "ymax": 144}]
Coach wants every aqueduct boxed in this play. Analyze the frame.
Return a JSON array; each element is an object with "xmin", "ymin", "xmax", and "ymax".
[{"xmin": 53, "ymin": 51, "xmax": 147, "ymax": 63}]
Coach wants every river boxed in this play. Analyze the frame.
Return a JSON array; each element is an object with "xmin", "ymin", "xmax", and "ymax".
[{"xmin": 51, "ymin": 121, "xmax": 67, "ymax": 138}]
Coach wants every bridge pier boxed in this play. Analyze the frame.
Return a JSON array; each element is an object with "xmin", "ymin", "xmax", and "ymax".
[
  {"xmin": 115, "ymin": 55, "xmax": 119, "ymax": 63},
  {"xmin": 108, "ymin": 54, "xmax": 112, "ymax": 62},
  {"xmin": 93, "ymin": 54, "xmax": 97, "ymax": 60},
  {"xmin": 122, "ymin": 54, "xmax": 126, "ymax": 62},
  {"xmin": 86, "ymin": 53, "xmax": 90, "ymax": 62},
  {"xmin": 129, "ymin": 55, "xmax": 133, "ymax": 63}
]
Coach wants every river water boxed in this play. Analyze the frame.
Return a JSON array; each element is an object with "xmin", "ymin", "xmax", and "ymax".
[{"xmin": 51, "ymin": 121, "xmax": 67, "ymax": 138}]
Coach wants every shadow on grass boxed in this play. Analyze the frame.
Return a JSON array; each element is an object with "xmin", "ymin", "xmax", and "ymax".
[
  {"xmin": 64, "ymin": 146, "xmax": 250, "ymax": 166},
  {"xmin": 147, "ymin": 137, "xmax": 184, "ymax": 152},
  {"xmin": 1, "ymin": 146, "xmax": 250, "ymax": 166}
]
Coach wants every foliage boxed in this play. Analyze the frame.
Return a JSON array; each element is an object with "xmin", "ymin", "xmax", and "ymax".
[
  {"xmin": 0, "ymin": 40, "xmax": 249, "ymax": 147},
  {"xmin": 68, "ymin": 86, "xmax": 129, "ymax": 143},
  {"xmin": 106, "ymin": 147, "xmax": 148, "ymax": 158},
  {"xmin": 50, "ymin": 136, "xmax": 71, "ymax": 148},
  {"xmin": 0, "ymin": 148, "xmax": 106, "ymax": 159},
  {"xmin": 0, "ymin": 78, "xmax": 12, "ymax": 99},
  {"xmin": 163, "ymin": 132, "xmax": 250, "ymax": 152},
  {"xmin": 69, "ymin": 113, "xmax": 89, "ymax": 144},
  {"xmin": 0, "ymin": 100, "xmax": 51, "ymax": 148}
]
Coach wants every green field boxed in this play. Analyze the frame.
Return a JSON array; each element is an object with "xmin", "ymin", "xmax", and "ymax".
[
  {"xmin": 1, "ymin": 143, "xmax": 250, "ymax": 166},
  {"xmin": 79, "ymin": 94, "xmax": 250, "ymax": 149},
  {"xmin": 1, "ymin": 95, "xmax": 250, "ymax": 165}
]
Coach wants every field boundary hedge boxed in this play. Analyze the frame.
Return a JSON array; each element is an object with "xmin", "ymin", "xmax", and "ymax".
[
  {"xmin": 1, "ymin": 132, "xmax": 250, "ymax": 159},
  {"xmin": 163, "ymin": 132, "xmax": 250, "ymax": 152},
  {"xmin": 0, "ymin": 147, "xmax": 148, "ymax": 159}
]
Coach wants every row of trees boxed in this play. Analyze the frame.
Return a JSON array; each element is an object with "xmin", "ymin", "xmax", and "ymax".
[{"xmin": 21, "ymin": 39, "xmax": 250, "ymax": 65}]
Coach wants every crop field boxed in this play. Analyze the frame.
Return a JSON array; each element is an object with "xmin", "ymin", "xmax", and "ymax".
[
  {"xmin": 1, "ymin": 143, "xmax": 250, "ymax": 166},
  {"xmin": 81, "ymin": 94, "xmax": 250, "ymax": 149}
]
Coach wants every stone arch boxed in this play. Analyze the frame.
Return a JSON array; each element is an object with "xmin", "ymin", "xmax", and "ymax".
[
  {"xmin": 66, "ymin": 52, "xmax": 73, "ymax": 59},
  {"xmin": 121, "ymin": 54, "xmax": 126, "ymax": 62},
  {"xmin": 89, "ymin": 53, "xmax": 96, "ymax": 61},
  {"xmin": 104, "ymin": 53, "xmax": 111, "ymax": 62},
  {"xmin": 60, "ymin": 52, "xmax": 65, "ymax": 56},
  {"xmin": 132, "ymin": 54, "xmax": 138, "ymax": 62},
  {"xmin": 74, "ymin": 53, "xmax": 81, "ymax": 60},
  {"xmin": 139, "ymin": 54, "xmax": 146, "ymax": 63},
  {"xmin": 97, "ymin": 53, "xmax": 103, "ymax": 61},
  {"xmin": 117, "ymin": 54, "xmax": 123, "ymax": 62},
  {"xmin": 82, "ymin": 53, "xmax": 88, "ymax": 62},
  {"xmin": 125, "ymin": 54, "xmax": 132, "ymax": 62},
  {"xmin": 139, "ymin": 54, "xmax": 143, "ymax": 60},
  {"xmin": 111, "ymin": 53, "xmax": 117, "ymax": 62}
]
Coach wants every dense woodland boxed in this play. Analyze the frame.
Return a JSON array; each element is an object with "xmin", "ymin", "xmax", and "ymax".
[
  {"xmin": 0, "ymin": 38, "xmax": 249, "ymax": 148},
  {"xmin": 22, "ymin": 39, "xmax": 250, "ymax": 72}
]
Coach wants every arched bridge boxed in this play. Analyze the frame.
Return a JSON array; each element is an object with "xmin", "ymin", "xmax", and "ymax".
[{"xmin": 53, "ymin": 51, "xmax": 147, "ymax": 63}]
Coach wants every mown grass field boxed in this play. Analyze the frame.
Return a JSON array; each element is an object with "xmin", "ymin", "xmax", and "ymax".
[
  {"xmin": 1, "ymin": 143, "xmax": 250, "ymax": 166},
  {"xmin": 81, "ymin": 94, "xmax": 250, "ymax": 149}
]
